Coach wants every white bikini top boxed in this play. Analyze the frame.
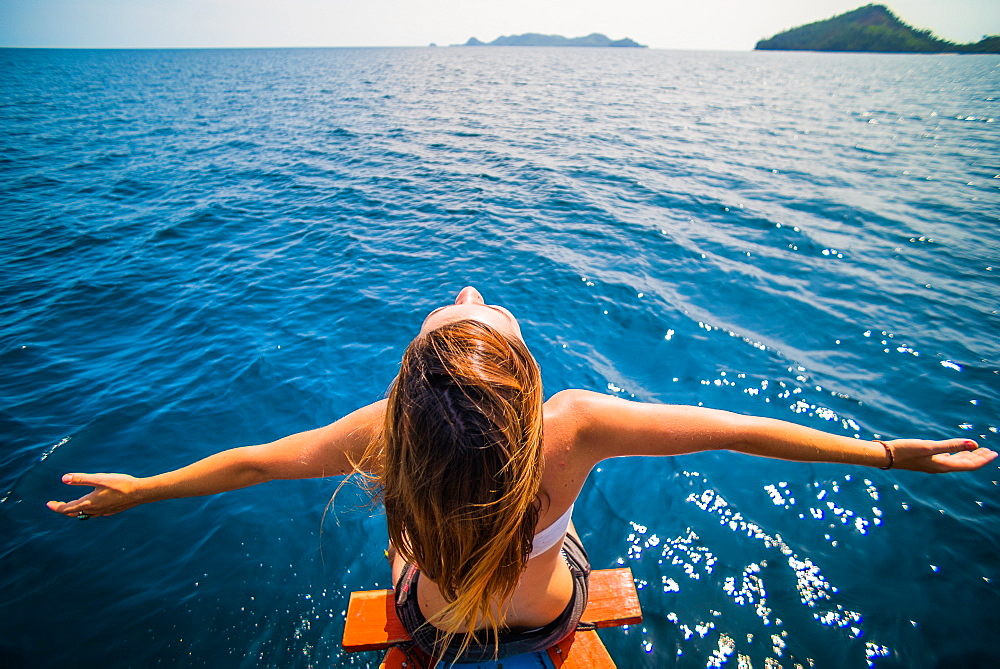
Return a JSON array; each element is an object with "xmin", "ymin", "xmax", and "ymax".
[{"xmin": 528, "ymin": 503, "xmax": 574, "ymax": 559}]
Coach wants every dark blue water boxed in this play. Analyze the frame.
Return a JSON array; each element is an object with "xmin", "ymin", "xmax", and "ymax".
[{"xmin": 1, "ymin": 47, "xmax": 998, "ymax": 668}]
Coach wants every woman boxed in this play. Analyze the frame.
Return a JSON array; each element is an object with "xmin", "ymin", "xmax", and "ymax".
[{"xmin": 47, "ymin": 287, "xmax": 996, "ymax": 663}]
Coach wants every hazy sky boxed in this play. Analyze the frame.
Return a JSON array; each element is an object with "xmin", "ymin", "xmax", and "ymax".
[{"xmin": 2, "ymin": 0, "xmax": 998, "ymax": 50}]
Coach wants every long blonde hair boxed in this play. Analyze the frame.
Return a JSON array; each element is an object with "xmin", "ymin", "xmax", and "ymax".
[{"xmin": 357, "ymin": 319, "xmax": 545, "ymax": 658}]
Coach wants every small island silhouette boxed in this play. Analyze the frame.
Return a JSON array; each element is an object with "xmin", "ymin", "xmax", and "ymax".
[
  {"xmin": 459, "ymin": 33, "xmax": 645, "ymax": 48},
  {"xmin": 756, "ymin": 4, "xmax": 999, "ymax": 53}
]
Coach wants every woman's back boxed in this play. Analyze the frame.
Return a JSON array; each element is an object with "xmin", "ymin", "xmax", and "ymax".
[{"xmin": 389, "ymin": 390, "xmax": 592, "ymax": 632}]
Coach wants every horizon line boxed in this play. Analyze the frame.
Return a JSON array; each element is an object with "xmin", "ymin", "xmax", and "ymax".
[{"xmin": 0, "ymin": 44, "xmax": 756, "ymax": 51}]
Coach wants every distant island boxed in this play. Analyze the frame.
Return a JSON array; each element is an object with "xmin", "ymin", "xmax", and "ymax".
[
  {"xmin": 459, "ymin": 33, "xmax": 646, "ymax": 48},
  {"xmin": 755, "ymin": 4, "xmax": 1000, "ymax": 53}
]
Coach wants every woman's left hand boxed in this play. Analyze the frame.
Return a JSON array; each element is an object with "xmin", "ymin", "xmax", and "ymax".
[{"xmin": 47, "ymin": 472, "xmax": 143, "ymax": 519}]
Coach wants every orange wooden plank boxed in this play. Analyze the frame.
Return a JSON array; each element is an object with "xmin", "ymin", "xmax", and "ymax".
[
  {"xmin": 581, "ymin": 568, "xmax": 643, "ymax": 628},
  {"xmin": 378, "ymin": 631, "xmax": 614, "ymax": 669},
  {"xmin": 342, "ymin": 588, "xmax": 409, "ymax": 652},
  {"xmin": 547, "ymin": 630, "xmax": 615, "ymax": 668},
  {"xmin": 343, "ymin": 568, "xmax": 641, "ymax": 652},
  {"xmin": 379, "ymin": 646, "xmax": 408, "ymax": 669}
]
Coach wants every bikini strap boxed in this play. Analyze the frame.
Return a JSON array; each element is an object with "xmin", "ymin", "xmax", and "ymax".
[{"xmin": 529, "ymin": 503, "xmax": 575, "ymax": 558}]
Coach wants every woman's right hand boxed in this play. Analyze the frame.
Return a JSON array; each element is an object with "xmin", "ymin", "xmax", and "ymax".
[
  {"xmin": 47, "ymin": 473, "xmax": 144, "ymax": 519},
  {"xmin": 887, "ymin": 438, "xmax": 997, "ymax": 473}
]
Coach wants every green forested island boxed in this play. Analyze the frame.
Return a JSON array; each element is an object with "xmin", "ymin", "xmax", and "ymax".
[
  {"xmin": 461, "ymin": 33, "xmax": 645, "ymax": 48},
  {"xmin": 755, "ymin": 4, "xmax": 1000, "ymax": 53}
]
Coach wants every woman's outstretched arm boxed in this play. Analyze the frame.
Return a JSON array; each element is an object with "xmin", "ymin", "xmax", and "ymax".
[
  {"xmin": 558, "ymin": 390, "xmax": 997, "ymax": 473},
  {"xmin": 46, "ymin": 400, "xmax": 386, "ymax": 519}
]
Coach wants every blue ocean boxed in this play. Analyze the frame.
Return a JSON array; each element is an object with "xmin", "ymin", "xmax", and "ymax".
[{"xmin": 1, "ymin": 47, "xmax": 998, "ymax": 668}]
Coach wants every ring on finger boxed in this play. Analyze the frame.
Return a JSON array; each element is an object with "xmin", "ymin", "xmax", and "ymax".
[{"xmin": 77, "ymin": 513, "xmax": 92, "ymax": 520}]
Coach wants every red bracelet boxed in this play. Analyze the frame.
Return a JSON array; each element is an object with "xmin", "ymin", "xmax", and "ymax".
[{"xmin": 874, "ymin": 439, "xmax": 894, "ymax": 470}]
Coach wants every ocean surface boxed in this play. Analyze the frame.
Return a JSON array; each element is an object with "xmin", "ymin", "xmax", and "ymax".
[{"xmin": 1, "ymin": 47, "xmax": 998, "ymax": 668}]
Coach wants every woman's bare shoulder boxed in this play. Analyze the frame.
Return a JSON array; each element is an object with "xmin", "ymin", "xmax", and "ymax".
[
  {"xmin": 542, "ymin": 388, "xmax": 627, "ymax": 439},
  {"xmin": 543, "ymin": 388, "xmax": 603, "ymax": 416},
  {"xmin": 539, "ymin": 390, "xmax": 606, "ymax": 496},
  {"xmin": 542, "ymin": 389, "xmax": 591, "ymax": 440}
]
